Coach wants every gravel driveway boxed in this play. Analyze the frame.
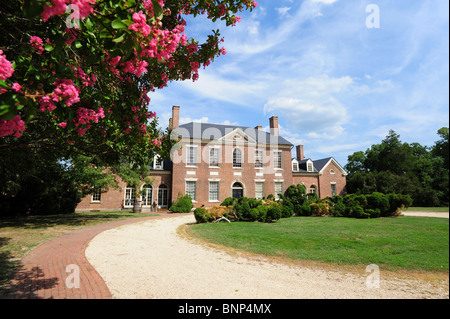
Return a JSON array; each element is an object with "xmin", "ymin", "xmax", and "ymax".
[{"xmin": 85, "ymin": 214, "xmax": 448, "ymax": 299}]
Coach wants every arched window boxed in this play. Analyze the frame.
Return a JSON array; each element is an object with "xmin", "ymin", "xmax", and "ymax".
[
  {"xmin": 232, "ymin": 182, "xmax": 244, "ymax": 199},
  {"xmin": 233, "ymin": 148, "xmax": 242, "ymax": 168},
  {"xmin": 309, "ymin": 185, "xmax": 317, "ymax": 194},
  {"xmin": 158, "ymin": 184, "xmax": 169, "ymax": 208},
  {"xmin": 141, "ymin": 184, "xmax": 153, "ymax": 207}
]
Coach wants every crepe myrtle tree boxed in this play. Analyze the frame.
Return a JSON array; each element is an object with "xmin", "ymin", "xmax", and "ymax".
[{"xmin": 0, "ymin": 0, "xmax": 258, "ymax": 166}]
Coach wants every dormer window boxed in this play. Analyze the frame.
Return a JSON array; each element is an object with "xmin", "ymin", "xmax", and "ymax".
[
  {"xmin": 307, "ymin": 160, "xmax": 313, "ymax": 172},
  {"xmin": 154, "ymin": 155, "xmax": 163, "ymax": 170},
  {"xmin": 292, "ymin": 159, "xmax": 299, "ymax": 172}
]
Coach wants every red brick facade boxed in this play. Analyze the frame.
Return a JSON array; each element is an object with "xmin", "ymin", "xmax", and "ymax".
[{"xmin": 76, "ymin": 106, "xmax": 346, "ymax": 212}]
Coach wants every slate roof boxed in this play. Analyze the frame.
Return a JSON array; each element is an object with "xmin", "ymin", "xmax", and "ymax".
[{"xmin": 176, "ymin": 122, "xmax": 294, "ymax": 146}]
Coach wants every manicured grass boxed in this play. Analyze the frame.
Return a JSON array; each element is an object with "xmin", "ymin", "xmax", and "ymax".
[
  {"xmin": 0, "ymin": 211, "xmax": 157, "ymax": 289},
  {"xmin": 403, "ymin": 207, "xmax": 449, "ymax": 212},
  {"xmin": 189, "ymin": 216, "xmax": 449, "ymax": 272}
]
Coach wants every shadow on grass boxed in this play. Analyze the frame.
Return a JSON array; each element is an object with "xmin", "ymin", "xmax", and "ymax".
[
  {"xmin": 0, "ymin": 237, "xmax": 58, "ymax": 299},
  {"xmin": 0, "ymin": 211, "xmax": 157, "ymax": 230}
]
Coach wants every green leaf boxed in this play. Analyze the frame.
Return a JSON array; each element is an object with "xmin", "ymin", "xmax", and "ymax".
[
  {"xmin": 44, "ymin": 44, "xmax": 54, "ymax": 52},
  {"xmin": 112, "ymin": 19, "xmax": 128, "ymax": 29},
  {"xmin": 112, "ymin": 33, "xmax": 126, "ymax": 43},
  {"xmin": 74, "ymin": 41, "xmax": 83, "ymax": 49},
  {"xmin": 152, "ymin": 0, "xmax": 164, "ymax": 19}
]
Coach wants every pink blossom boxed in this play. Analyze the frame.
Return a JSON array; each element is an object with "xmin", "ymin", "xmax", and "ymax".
[
  {"xmin": 30, "ymin": 36, "xmax": 44, "ymax": 54},
  {"xmin": 129, "ymin": 11, "xmax": 151, "ymax": 37},
  {"xmin": 42, "ymin": 0, "xmax": 95, "ymax": 22},
  {"xmin": 58, "ymin": 122, "xmax": 67, "ymax": 128},
  {"xmin": 12, "ymin": 83, "xmax": 22, "ymax": 92},
  {"xmin": 0, "ymin": 50, "xmax": 14, "ymax": 80},
  {"xmin": 0, "ymin": 115, "xmax": 26, "ymax": 138},
  {"xmin": 152, "ymin": 138, "xmax": 162, "ymax": 147},
  {"xmin": 38, "ymin": 95, "xmax": 57, "ymax": 112},
  {"xmin": 187, "ymin": 43, "xmax": 198, "ymax": 54},
  {"xmin": 53, "ymin": 79, "xmax": 80, "ymax": 106}
]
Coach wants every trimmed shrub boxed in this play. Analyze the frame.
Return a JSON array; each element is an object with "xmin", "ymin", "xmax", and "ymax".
[
  {"xmin": 194, "ymin": 207, "xmax": 208, "ymax": 223},
  {"xmin": 330, "ymin": 202, "xmax": 346, "ymax": 217},
  {"xmin": 221, "ymin": 197, "xmax": 236, "ymax": 207},
  {"xmin": 280, "ymin": 200, "xmax": 294, "ymax": 218},
  {"xmin": 169, "ymin": 194, "xmax": 193, "ymax": 213},
  {"xmin": 366, "ymin": 192, "xmax": 390, "ymax": 216},
  {"xmin": 265, "ymin": 205, "xmax": 282, "ymax": 223},
  {"xmin": 295, "ymin": 204, "xmax": 311, "ymax": 216},
  {"xmin": 348, "ymin": 205, "xmax": 370, "ymax": 219}
]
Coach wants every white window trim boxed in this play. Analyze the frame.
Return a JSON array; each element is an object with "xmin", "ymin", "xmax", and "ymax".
[
  {"xmin": 233, "ymin": 147, "xmax": 243, "ymax": 169},
  {"xmin": 209, "ymin": 146, "xmax": 220, "ymax": 168},
  {"xmin": 91, "ymin": 189, "xmax": 101, "ymax": 203},
  {"xmin": 186, "ymin": 144, "xmax": 198, "ymax": 167},
  {"xmin": 255, "ymin": 149, "xmax": 264, "ymax": 168},
  {"xmin": 185, "ymin": 180, "xmax": 197, "ymax": 202},
  {"xmin": 273, "ymin": 150, "xmax": 283, "ymax": 170},
  {"xmin": 209, "ymin": 181, "xmax": 220, "ymax": 202}
]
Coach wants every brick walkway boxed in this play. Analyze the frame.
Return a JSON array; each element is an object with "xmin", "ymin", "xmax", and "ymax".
[{"xmin": 1, "ymin": 212, "xmax": 182, "ymax": 299}]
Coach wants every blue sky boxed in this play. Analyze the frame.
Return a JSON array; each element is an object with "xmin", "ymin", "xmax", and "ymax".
[{"xmin": 149, "ymin": 0, "xmax": 449, "ymax": 166}]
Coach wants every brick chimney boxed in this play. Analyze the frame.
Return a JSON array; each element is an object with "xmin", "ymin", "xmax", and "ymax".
[
  {"xmin": 296, "ymin": 145, "xmax": 304, "ymax": 161},
  {"xmin": 269, "ymin": 116, "xmax": 279, "ymax": 136},
  {"xmin": 172, "ymin": 105, "xmax": 180, "ymax": 128},
  {"xmin": 255, "ymin": 125, "xmax": 262, "ymax": 130}
]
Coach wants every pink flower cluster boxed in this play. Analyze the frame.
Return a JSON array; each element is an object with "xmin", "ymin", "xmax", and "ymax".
[
  {"xmin": 0, "ymin": 115, "xmax": 26, "ymax": 138},
  {"xmin": 41, "ymin": 0, "xmax": 96, "ymax": 22},
  {"xmin": 0, "ymin": 50, "xmax": 14, "ymax": 80},
  {"xmin": 70, "ymin": 65, "xmax": 96, "ymax": 88},
  {"xmin": 129, "ymin": 11, "xmax": 151, "ymax": 37},
  {"xmin": 152, "ymin": 138, "xmax": 162, "ymax": 147},
  {"xmin": 53, "ymin": 79, "xmax": 80, "ymax": 106},
  {"xmin": 30, "ymin": 36, "xmax": 45, "ymax": 54},
  {"xmin": 73, "ymin": 107, "xmax": 105, "ymax": 136},
  {"xmin": 123, "ymin": 59, "xmax": 149, "ymax": 77}
]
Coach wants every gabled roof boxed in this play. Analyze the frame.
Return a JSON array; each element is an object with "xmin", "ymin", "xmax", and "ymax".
[
  {"xmin": 176, "ymin": 122, "xmax": 293, "ymax": 146},
  {"xmin": 292, "ymin": 157, "xmax": 347, "ymax": 175}
]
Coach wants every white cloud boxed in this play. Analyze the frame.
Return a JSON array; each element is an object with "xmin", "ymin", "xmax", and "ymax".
[
  {"xmin": 264, "ymin": 75, "xmax": 352, "ymax": 139},
  {"xmin": 180, "ymin": 116, "xmax": 209, "ymax": 125}
]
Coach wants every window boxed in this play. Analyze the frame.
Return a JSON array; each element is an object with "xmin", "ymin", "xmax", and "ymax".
[
  {"xmin": 292, "ymin": 161, "xmax": 298, "ymax": 172},
  {"xmin": 255, "ymin": 182, "xmax": 264, "ymax": 199},
  {"xmin": 233, "ymin": 148, "xmax": 242, "ymax": 168},
  {"xmin": 232, "ymin": 182, "xmax": 244, "ymax": 199},
  {"xmin": 124, "ymin": 186, "xmax": 136, "ymax": 207},
  {"xmin": 309, "ymin": 185, "xmax": 317, "ymax": 194},
  {"xmin": 255, "ymin": 150, "xmax": 263, "ymax": 168},
  {"xmin": 307, "ymin": 161, "xmax": 313, "ymax": 172},
  {"xmin": 209, "ymin": 182, "xmax": 219, "ymax": 202},
  {"xmin": 274, "ymin": 151, "xmax": 282, "ymax": 169},
  {"xmin": 274, "ymin": 182, "xmax": 283, "ymax": 200},
  {"xmin": 331, "ymin": 184, "xmax": 337, "ymax": 197},
  {"xmin": 187, "ymin": 146, "xmax": 197, "ymax": 166},
  {"xmin": 330, "ymin": 169, "xmax": 335, "ymax": 175},
  {"xmin": 186, "ymin": 181, "xmax": 197, "ymax": 201},
  {"xmin": 141, "ymin": 184, "xmax": 153, "ymax": 206},
  {"xmin": 209, "ymin": 148, "xmax": 219, "ymax": 167},
  {"xmin": 91, "ymin": 188, "xmax": 101, "ymax": 202},
  {"xmin": 154, "ymin": 156, "xmax": 163, "ymax": 170}
]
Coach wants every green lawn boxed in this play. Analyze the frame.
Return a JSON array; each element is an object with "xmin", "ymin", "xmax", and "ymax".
[{"xmin": 189, "ymin": 216, "xmax": 449, "ymax": 272}]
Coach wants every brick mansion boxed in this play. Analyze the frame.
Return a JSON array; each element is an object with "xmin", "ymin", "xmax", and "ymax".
[{"xmin": 76, "ymin": 106, "xmax": 347, "ymax": 212}]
